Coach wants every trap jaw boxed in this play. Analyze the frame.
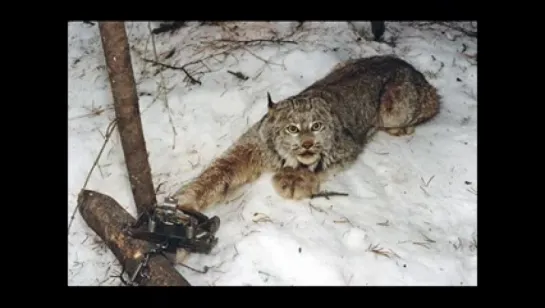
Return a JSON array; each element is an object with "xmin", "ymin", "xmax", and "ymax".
[{"xmin": 126, "ymin": 198, "xmax": 220, "ymax": 255}]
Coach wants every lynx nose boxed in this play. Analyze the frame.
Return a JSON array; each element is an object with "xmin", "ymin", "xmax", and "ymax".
[{"xmin": 301, "ymin": 140, "xmax": 314, "ymax": 149}]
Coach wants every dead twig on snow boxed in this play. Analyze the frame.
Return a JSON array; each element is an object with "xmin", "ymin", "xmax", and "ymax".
[
  {"xmin": 147, "ymin": 22, "xmax": 179, "ymax": 150},
  {"xmin": 308, "ymin": 201, "xmax": 327, "ymax": 214},
  {"xmin": 377, "ymin": 220, "xmax": 390, "ymax": 227},
  {"xmin": 311, "ymin": 191, "xmax": 349, "ymax": 200},
  {"xmin": 438, "ymin": 22, "xmax": 477, "ymax": 38},
  {"xmin": 367, "ymin": 243, "xmax": 399, "ymax": 259},
  {"xmin": 68, "ymin": 119, "xmax": 118, "ymax": 233},
  {"xmin": 413, "ymin": 242, "xmax": 431, "ymax": 249},
  {"xmin": 227, "ymin": 70, "xmax": 249, "ymax": 81},
  {"xmin": 151, "ymin": 21, "xmax": 186, "ymax": 35},
  {"xmin": 252, "ymin": 212, "xmax": 273, "ymax": 223},
  {"xmin": 69, "ymin": 102, "xmax": 114, "ymax": 121},
  {"xmin": 141, "ymin": 58, "xmax": 202, "ymax": 85},
  {"xmin": 215, "ymin": 38, "xmax": 297, "ymax": 45},
  {"xmin": 420, "ymin": 175, "xmax": 435, "ymax": 187}
]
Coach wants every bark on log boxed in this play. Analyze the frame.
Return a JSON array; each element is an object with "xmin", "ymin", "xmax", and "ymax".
[
  {"xmin": 99, "ymin": 21, "xmax": 157, "ymax": 215},
  {"xmin": 78, "ymin": 189, "xmax": 191, "ymax": 286}
]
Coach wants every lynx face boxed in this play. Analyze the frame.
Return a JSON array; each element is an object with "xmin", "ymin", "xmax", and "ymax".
[
  {"xmin": 281, "ymin": 120, "xmax": 327, "ymax": 166},
  {"xmin": 260, "ymin": 94, "xmax": 335, "ymax": 169}
]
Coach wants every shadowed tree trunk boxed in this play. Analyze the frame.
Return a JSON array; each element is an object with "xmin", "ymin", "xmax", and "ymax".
[
  {"xmin": 371, "ymin": 21, "xmax": 385, "ymax": 41},
  {"xmin": 76, "ymin": 22, "xmax": 190, "ymax": 286},
  {"xmin": 99, "ymin": 21, "xmax": 157, "ymax": 215}
]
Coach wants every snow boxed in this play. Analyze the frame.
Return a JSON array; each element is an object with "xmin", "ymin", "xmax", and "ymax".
[{"xmin": 68, "ymin": 21, "xmax": 477, "ymax": 286}]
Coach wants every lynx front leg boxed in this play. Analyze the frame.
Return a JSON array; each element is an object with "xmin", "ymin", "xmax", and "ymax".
[
  {"xmin": 175, "ymin": 143, "xmax": 265, "ymax": 212},
  {"xmin": 173, "ymin": 142, "xmax": 264, "ymax": 265}
]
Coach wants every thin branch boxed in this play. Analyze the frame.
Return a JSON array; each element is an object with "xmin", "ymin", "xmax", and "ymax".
[
  {"xmin": 68, "ymin": 119, "xmax": 117, "ymax": 233},
  {"xmin": 311, "ymin": 191, "xmax": 349, "ymax": 200},
  {"xmin": 438, "ymin": 22, "xmax": 477, "ymax": 38},
  {"xmin": 147, "ymin": 22, "xmax": 179, "ymax": 150},
  {"xmin": 227, "ymin": 70, "xmax": 249, "ymax": 81},
  {"xmin": 141, "ymin": 58, "xmax": 201, "ymax": 85},
  {"xmin": 151, "ymin": 21, "xmax": 186, "ymax": 35},
  {"xmin": 215, "ymin": 38, "xmax": 297, "ymax": 45}
]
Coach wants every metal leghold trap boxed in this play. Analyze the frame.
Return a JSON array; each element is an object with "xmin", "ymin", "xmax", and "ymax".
[
  {"xmin": 115, "ymin": 198, "xmax": 219, "ymax": 286},
  {"xmin": 125, "ymin": 197, "xmax": 220, "ymax": 255}
]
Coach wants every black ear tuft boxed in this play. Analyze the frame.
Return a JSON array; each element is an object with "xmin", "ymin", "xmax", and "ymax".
[{"xmin": 267, "ymin": 92, "xmax": 274, "ymax": 109}]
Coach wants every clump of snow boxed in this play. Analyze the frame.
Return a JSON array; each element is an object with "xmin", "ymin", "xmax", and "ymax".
[{"xmin": 68, "ymin": 21, "xmax": 477, "ymax": 286}]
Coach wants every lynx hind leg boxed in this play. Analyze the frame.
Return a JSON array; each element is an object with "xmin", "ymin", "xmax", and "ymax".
[
  {"xmin": 331, "ymin": 59, "xmax": 358, "ymax": 72},
  {"xmin": 377, "ymin": 79, "xmax": 440, "ymax": 137},
  {"xmin": 377, "ymin": 81, "xmax": 415, "ymax": 136},
  {"xmin": 176, "ymin": 142, "xmax": 264, "ymax": 212},
  {"xmin": 412, "ymin": 83, "xmax": 440, "ymax": 126},
  {"xmin": 272, "ymin": 167, "xmax": 320, "ymax": 200}
]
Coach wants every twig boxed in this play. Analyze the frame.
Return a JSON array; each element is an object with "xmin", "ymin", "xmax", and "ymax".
[
  {"xmin": 178, "ymin": 263, "xmax": 209, "ymax": 274},
  {"xmin": 165, "ymin": 48, "xmax": 175, "ymax": 60},
  {"xmin": 419, "ymin": 232, "xmax": 436, "ymax": 243},
  {"xmin": 377, "ymin": 220, "xmax": 390, "ymax": 226},
  {"xmin": 147, "ymin": 22, "xmax": 179, "ymax": 150},
  {"xmin": 311, "ymin": 191, "xmax": 349, "ymax": 200},
  {"xmin": 227, "ymin": 70, "xmax": 249, "ymax": 81},
  {"xmin": 413, "ymin": 242, "xmax": 431, "ymax": 249},
  {"xmin": 243, "ymin": 47, "xmax": 283, "ymax": 68},
  {"xmin": 69, "ymin": 105, "xmax": 114, "ymax": 121},
  {"xmin": 308, "ymin": 201, "xmax": 327, "ymax": 214},
  {"xmin": 336, "ymin": 214, "xmax": 354, "ymax": 227},
  {"xmin": 419, "ymin": 186, "xmax": 430, "ymax": 196},
  {"xmin": 438, "ymin": 22, "xmax": 477, "ymax": 38},
  {"xmin": 367, "ymin": 243, "xmax": 399, "ymax": 259},
  {"xmin": 252, "ymin": 212, "xmax": 273, "ymax": 223},
  {"xmin": 111, "ymin": 261, "xmax": 132, "ymax": 286},
  {"xmin": 257, "ymin": 270, "xmax": 277, "ymax": 282},
  {"xmin": 437, "ymin": 61, "xmax": 445, "ymax": 75},
  {"xmin": 215, "ymin": 38, "xmax": 297, "ymax": 45},
  {"xmin": 155, "ymin": 181, "xmax": 166, "ymax": 194},
  {"xmin": 182, "ymin": 46, "xmax": 239, "ymax": 71},
  {"xmin": 68, "ymin": 120, "xmax": 117, "ymax": 233},
  {"xmin": 141, "ymin": 58, "xmax": 202, "ymax": 85},
  {"xmin": 151, "ymin": 21, "xmax": 186, "ymax": 35},
  {"xmin": 452, "ymin": 237, "xmax": 464, "ymax": 250},
  {"xmin": 420, "ymin": 175, "xmax": 435, "ymax": 187}
]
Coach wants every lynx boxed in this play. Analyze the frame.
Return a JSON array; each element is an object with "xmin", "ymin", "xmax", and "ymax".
[{"xmin": 175, "ymin": 55, "xmax": 440, "ymax": 212}]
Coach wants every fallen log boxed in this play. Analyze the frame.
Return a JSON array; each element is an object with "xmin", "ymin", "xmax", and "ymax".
[{"xmin": 78, "ymin": 189, "xmax": 190, "ymax": 286}]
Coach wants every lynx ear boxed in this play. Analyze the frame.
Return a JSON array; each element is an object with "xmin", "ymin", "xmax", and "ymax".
[{"xmin": 267, "ymin": 92, "xmax": 275, "ymax": 109}]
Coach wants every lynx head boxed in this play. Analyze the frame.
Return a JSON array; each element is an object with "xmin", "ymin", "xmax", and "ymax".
[{"xmin": 260, "ymin": 92, "xmax": 336, "ymax": 168}]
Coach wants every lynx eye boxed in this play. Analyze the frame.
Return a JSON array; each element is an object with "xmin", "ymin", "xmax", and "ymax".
[
  {"xmin": 286, "ymin": 125, "xmax": 299, "ymax": 134},
  {"xmin": 311, "ymin": 122, "xmax": 323, "ymax": 131}
]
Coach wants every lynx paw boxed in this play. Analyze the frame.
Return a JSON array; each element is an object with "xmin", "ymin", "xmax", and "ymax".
[
  {"xmin": 175, "ymin": 248, "xmax": 191, "ymax": 264},
  {"xmin": 175, "ymin": 192, "xmax": 200, "ymax": 212},
  {"xmin": 385, "ymin": 126, "xmax": 415, "ymax": 136},
  {"xmin": 272, "ymin": 167, "xmax": 320, "ymax": 200}
]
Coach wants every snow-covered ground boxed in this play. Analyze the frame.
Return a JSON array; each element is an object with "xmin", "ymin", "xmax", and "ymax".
[{"xmin": 68, "ymin": 21, "xmax": 477, "ymax": 286}]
